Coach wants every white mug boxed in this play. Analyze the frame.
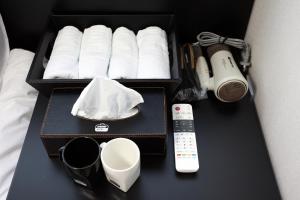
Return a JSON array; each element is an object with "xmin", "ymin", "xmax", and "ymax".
[{"xmin": 100, "ymin": 138, "xmax": 140, "ymax": 192}]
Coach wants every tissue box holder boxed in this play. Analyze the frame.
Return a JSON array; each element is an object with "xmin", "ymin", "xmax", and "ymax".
[{"xmin": 40, "ymin": 87, "xmax": 168, "ymax": 156}]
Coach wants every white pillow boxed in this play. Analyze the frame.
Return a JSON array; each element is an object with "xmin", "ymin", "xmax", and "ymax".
[
  {"xmin": 0, "ymin": 49, "xmax": 37, "ymax": 200},
  {"xmin": 0, "ymin": 14, "xmax": 9, "ymax": 78}
]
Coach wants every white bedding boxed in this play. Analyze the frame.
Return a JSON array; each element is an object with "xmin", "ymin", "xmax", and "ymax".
[
  {"xmin": 0, "ymin": 15, "xmax": 9, "ymax": 78},
  {"xmin": 0, "ymin": 49, "xmax": 37, "ymax": 200}
]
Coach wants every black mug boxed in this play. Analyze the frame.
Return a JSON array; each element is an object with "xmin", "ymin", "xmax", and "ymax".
[{"xmin": 59, "ymin": 137, "xmax": 103, "ymax": 189}]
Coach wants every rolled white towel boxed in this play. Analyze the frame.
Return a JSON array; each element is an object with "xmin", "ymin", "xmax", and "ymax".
[
  {"xmin": 43, "ymin": 26, "xmax": 82, "ymax": 79},
  {"xmin": 79, "ymin": 25, "xmax": 112, "ymax": 79},
  {"xmin": 108, "ymin": 27, "xmax": 138, "ymax": 79},
  {"xmin": 137, "ymin": 26, "xmax": 170, "ymax": 79}
]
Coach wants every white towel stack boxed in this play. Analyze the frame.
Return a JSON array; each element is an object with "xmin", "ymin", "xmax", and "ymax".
[
  {"xmin": 43, "ymin": 26, "xmax": 82, "ymax": 79},
  {"xmin": 79, "ymin": 25, "xmax": 112, "ymax": 79},
  {"xmin": 43, "ymin": 25, "xmax": 171, "ymax": 80},
  {"xmin": 108, "ymin": 27, "xmax": 139, "ymax": 79},
  {"xmin": 137, "ymin": 26, "xmax": 170, "ymax": 79}
]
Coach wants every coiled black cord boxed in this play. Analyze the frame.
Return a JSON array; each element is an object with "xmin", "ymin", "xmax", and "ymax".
[{"xmin": 196, "ymin": 32, "xmax": 251, "ymax": 73}]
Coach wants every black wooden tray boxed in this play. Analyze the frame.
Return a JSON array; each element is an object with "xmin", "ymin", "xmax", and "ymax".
[{"xmin": 26, "ymin": 14, "xmax": 181, "ymax": 96}]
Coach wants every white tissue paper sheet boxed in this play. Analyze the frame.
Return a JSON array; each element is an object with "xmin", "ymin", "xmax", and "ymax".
[
  {"xmin": 0, "ymin": 14, "xmax": 10, "ymax": 84},
  {"xmin": 79, "ymin": 25, "xmax": 112, "ymax": 79},
  {"xmin": 137, "ymin": 26, "xmax": 170, "ymax": 79},
  {"xmin": 71, "ymin": 77, "xmax": 144, "ymax": 121},
  {"xmin": 0, "ymin": 49, "xmax": 38, "ymax": 200},
  {"xmin": 43, "ymin": 26, "xmax": 82, "ymax": 79},
  {"xmin": 108, "ymin": 27, "xmax": 139, "ymax": 79}
]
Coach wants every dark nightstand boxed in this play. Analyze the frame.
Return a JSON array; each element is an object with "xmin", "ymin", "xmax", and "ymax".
[{"xmin": 7, "ymin": 94, "xmax": 281, "ymax": 200}]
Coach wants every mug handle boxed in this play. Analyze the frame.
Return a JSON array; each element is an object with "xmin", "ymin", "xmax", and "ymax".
[
  {"xmin": 99, "ymin": 142, "xmax": 107, "ymax": 150},
  {"xmin": 59, "ymin": 146, "xmax": 65, "ymax": 162},
  {"xmin": 58, "ymin": 146, "xmax": 91, "ymax": 188}
]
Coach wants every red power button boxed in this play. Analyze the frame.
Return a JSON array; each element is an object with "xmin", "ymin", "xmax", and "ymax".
[{"xmin": 175, "ymin": 107, "xmax": 180, "ymax": 111}]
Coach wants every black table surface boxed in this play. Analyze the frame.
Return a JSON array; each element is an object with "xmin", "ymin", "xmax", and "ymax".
[{"xmin": 7, "ymin": 94, "xmax": 282, "ymax": 200}]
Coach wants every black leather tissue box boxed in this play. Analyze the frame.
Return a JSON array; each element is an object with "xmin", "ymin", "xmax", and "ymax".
[{"xmin": 40, "ymin": 87, "xmax": 168, "ymax": 156}]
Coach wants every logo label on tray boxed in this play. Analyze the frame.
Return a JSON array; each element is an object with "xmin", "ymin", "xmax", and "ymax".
[{"xmin": 95, "ymin": 123, "xmax": 109, "ymax": 132}]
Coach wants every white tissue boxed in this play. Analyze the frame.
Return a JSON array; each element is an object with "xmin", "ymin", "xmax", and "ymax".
[
  {"xmin": 108, "ymin": 27, "xmax": 138, "ymax": 79},
  {"xmin": 79, "ymin": 25, "xmax": 112, "ymax": 79},
  {"xmin": 137, "ymin": 26, "xmax": 170, "ymax": 79},
  {"xmin": 71, "ymin": 77, "xmax": 144, "ymax": 120},
  {"xmin": 43, "ymin": 26, "xmax": 82, "ymax": 79}
]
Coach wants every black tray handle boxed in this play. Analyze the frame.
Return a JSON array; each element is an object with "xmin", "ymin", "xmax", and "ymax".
[{"xmin": 26, "ymin": 31, "xmax": 56, "ymax": 82}]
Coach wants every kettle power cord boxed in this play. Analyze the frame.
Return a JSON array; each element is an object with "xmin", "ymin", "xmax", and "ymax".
[{"xmin": 195, "ymin": 32, "xmax": 251, "ymax": 73}]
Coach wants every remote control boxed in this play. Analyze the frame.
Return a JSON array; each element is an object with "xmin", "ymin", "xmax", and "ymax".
[{"xmin": 172, "ymin": 104, "xmax": 199, "ymax": 173}]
